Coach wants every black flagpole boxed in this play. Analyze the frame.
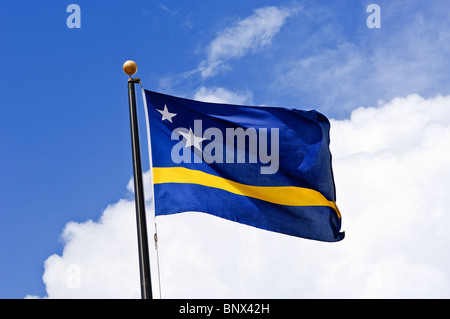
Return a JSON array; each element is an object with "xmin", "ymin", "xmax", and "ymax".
[{"xmin": 124, "ymin": 60, "xmax": 153, "ymax": 299}]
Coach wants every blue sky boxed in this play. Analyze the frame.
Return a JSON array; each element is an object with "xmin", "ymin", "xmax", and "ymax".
[{"xmin": 1, "ymin": 1, "xmax": 450, "ymax": 298}]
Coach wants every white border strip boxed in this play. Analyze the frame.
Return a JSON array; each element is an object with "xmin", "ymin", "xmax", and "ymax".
[{"xmin": 140, "ymin": 86, "xmax": 161, "ymax": 299}]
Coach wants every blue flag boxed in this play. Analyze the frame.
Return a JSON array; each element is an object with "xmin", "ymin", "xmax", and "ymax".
[{"xmin": 143, "ymin": 89, "xmax": 344, "ymax": 242}]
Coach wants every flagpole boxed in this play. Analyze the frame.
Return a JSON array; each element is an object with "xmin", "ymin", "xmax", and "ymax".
[{"xmin": 123, "ymin": 60, "xmax": 153, "ymax": 299}]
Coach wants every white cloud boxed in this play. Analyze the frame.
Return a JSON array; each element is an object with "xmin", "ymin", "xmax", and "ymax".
[
  {"xmin": 34, "ymin": 93, "xmax": 450, "ymax": 298},
  {"xmin": 198, "ymin": 6, "xmax": 298, "ymax": 78},
  {"xmin": 40, "ymin": 199, "xmax": 142, "ymax": 298},
  {"xmin": 126, "ymin": 170, "xmax": 154, "ymax": 201},
  {"xmin": 193, "ymin": 86, "xmax": 253, "ymax": 105},
  {"xmin": 157, "ymin": 5, "xmax": 298, "ymax": 97},
  {"xmin": 328, "ymin": 93, "xmax": 450, "ymax": 298}
]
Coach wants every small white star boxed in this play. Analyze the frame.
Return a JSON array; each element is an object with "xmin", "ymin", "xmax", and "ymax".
[
  {"xmin": 157, "ymin": 105, "xmax": 177, "ymax": 123},
  {"xmin": 179, "ymin": 128, "xmax": 205, "ymax": 151}
]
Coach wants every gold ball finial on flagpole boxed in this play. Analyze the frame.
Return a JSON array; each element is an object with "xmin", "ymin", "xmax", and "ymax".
[{"xmin": 123, "ymin": 60, "xmax": 138, "ymax": 76}]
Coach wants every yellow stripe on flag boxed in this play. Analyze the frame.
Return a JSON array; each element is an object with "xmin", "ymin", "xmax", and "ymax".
[{"xmin": 152, "ymin": 167, "xmax": 340, "ymax": 218}]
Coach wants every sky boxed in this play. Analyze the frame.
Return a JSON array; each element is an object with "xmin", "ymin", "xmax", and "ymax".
[{"xmin": 1, "ymin": 0, "xmax": 450, "ymax": 299}]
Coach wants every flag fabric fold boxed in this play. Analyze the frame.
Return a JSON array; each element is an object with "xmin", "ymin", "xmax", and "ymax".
[{"xmin": 143, "ymin": 89, "xmax": 344, "ymax": 242}]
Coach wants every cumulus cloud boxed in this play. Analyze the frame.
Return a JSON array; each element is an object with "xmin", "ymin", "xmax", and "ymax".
[
  {"xmin": 39, "ymin": 199, "xmax": 141, "ymax": 298},
  {"xmin": 198, "ymin": 6, "xmax": 298, "ymax": 78},
  {"xmin": 329, "ymin": 94, "xmax": 450, "ymax": 298},
  {"xmin": 34, "ymin": 93, "xmax": 450, "ymax": 298}
]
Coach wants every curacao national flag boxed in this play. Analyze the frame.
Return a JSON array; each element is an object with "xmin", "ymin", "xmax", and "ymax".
[{"xmin": 142, "ymin": 89, "xmax": 344, "ymax": 242}]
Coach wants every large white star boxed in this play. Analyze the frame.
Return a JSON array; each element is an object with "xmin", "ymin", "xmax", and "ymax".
[
  {"xmin": 179, "ymin": 128, "xmax": 205, "ymax": 151},
  {"xmin": 157, "ymin": 105, "xmax": 177, "ymax": 123}
]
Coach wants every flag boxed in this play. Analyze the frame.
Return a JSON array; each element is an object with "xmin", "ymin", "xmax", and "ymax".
[{"xmin": 143, "ymin": 89, "xmax": 344, "ymax": 242}]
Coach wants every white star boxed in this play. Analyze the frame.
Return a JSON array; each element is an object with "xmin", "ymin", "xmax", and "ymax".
[
  {"xmin": 179, "ymin": 128, "xmax": 205, "ymax": 151},
  {"xmin": 157, "ymin": 105, "xmax": 177, "ymax": 123}
]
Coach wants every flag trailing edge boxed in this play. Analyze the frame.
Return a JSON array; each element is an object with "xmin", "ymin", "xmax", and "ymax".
[{"xmin": 142, "ymin": 89, "xmax": 344, "ymax": 242}]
